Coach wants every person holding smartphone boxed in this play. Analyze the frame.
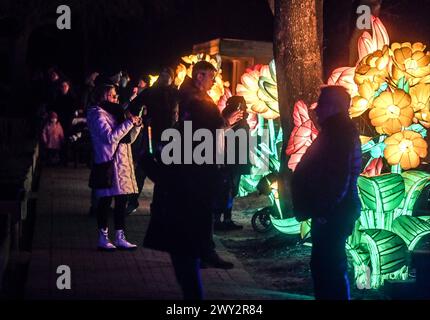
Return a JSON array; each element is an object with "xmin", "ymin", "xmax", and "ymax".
[{"xmin": 87, "ymin": 84, "xmax": 143, "ymax": 250}]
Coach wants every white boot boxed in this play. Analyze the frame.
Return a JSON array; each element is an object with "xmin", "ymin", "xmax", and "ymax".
[
  {"xmin": 114, "ymin": 230, "xmax": 137, "ymax": 250},
  {"xmin": 98, "ymin": 228, "xmax": 116, "ymax": 251}
]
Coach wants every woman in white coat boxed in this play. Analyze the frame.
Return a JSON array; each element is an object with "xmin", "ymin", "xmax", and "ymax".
[{"xmin": 87, "ymin": 84, "xmax": 142, "ymax": 250}]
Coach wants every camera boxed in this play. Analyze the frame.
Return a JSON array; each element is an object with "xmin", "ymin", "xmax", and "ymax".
[{"xmin": 222, "ymin": 95, "xmax": 248, "ymax": 121}]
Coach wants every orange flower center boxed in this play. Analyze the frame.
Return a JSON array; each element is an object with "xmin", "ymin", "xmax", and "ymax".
[
  {"xmin": 399, "ymin": 139, "xmax": 414, "ymax": 153},
  {"xmin": 387, "ymin": 105, "xmax": 401, "ymax": 118}
]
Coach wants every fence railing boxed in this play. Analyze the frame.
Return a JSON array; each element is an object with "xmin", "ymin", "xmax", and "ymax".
[{"xmin": 0, "ymin": 117, "xmax": 40, "ymax": 292}]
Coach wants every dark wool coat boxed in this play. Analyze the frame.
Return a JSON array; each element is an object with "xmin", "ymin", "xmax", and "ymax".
[
  {"xmin": 291, "ymin": 113, "xmax": 362, "ymax": 231},
  {"xmin": 143, "ymin": 80, "xmax": 226, "ymax": 257}
]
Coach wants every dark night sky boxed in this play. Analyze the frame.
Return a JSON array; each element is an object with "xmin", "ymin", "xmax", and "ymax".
[
  {"xmin": 5, "ymin": 0, "xmax": 430, "ymax": 91},
  {"xmin": 25, "ymin": 0, "xmax": 274, "ymax": 83}
]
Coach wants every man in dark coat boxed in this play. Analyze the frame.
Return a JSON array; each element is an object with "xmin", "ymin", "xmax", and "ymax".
[
  {"xmin": 126, "ymin": 67, "xmax": 178, "ymax": 214},
  {"xmin": 146, "ymin": 67, "xmax": 178, "ymax": 146},
  {"xmin": 292, "ymin": 86, "xmax": 362, "ymax": 300},
  {"xmin": 143, "ymin": 61, "xmax": 243, "ymax": 299}
]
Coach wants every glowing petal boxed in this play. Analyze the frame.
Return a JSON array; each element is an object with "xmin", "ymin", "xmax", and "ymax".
[{"xmin": 286, "ymin": 101, "xmax": 319, "ymax": 171}]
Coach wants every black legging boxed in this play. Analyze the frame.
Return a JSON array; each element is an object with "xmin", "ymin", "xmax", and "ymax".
[
  {"xmin": 170, "ymin": 254, "xmax": 203, "ymax": 300},
  {"xmin": 97, "ymin": 195, "xmax": 128, "ymax": 230}
]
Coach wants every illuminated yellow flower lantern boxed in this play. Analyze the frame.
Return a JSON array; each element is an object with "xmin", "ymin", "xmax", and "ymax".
[
  {"xmin": 410, "ymin": 83, "xmax": 430, "ymax": 112},
  {"xmin": 209, "ymin": 74, "xmax": 228, "ymax": 105},
  {"xmin": 415, "ymin": 110, "xmax": 430, "ymax": 128},
  {"xmin": 236, "ymin": 68, "xmax": 267, "ymax": 113},
  {"xmin": 369, "ymin": 89, "xmax": 414, "ymax": 134},
  {"xmin": 326, "ymin": 17, "xmax": 389, "ymax": 111},
  {"xmin": 391, "ymin": 42, "xmax": 430, "ymax": 86},
  {"xmin": 355, "ymin": 45, "xmax": 391, "ymax": 85},
  {"xmin": 257, "ymin": 63, "xmax": 280, "ymax": 119},
  {"xmin": 350, "ymin": 80, "xmax": 379, "ymax": 118},
  {"xmin": 410, "ymin": 83, "xmax": 430, "ymax": 128},
  {"xmin": 236, "ymin": 63, "xmax": 279, "ymax": 120},
  {"xmin": 149, "ymin": 75, "xmax": 159, "ymax": 87},
  {"xmin": 384, "ymin": 130, "xmax": 428, "ymax": 170},
  {"xmin": 175, "ymin": 63, "xmax": 189, "ymax": 87}
]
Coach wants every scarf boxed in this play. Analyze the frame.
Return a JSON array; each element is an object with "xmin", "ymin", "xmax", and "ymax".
[{"xmin": 99, "ymin": 101, "xmax": 131, "ymax": 144}]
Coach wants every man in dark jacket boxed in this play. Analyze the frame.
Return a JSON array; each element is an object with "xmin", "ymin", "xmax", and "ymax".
[
  {"xmin": 143, "ymin": 61, "xmax": 243, "ymax": 299},
  {"xmin": 146, "ymin": 67, "xmax": 178, "ymax": 147},
  {"xmin": 177, "ymin": 64, "xmax": 242, "ymax": 269},
  {"xmin": 126, "ymin": 67, "xmax": 178, "ymax": 214},
  {"xmin": 292, "ymin": 86, "xmax": 362, "ymax": 300}
]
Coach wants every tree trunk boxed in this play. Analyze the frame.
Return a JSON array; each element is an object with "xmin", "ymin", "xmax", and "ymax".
[{"xmin": 273, "ymin": 0, "xmax": 324, "ymax": 217}]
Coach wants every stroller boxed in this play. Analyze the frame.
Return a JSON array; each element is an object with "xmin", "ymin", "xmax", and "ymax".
[{"xmin": 251, "ymin": 172, "xmax": 281, "ymax": 233}]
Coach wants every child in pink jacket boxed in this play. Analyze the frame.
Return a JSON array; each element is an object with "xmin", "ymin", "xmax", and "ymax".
[{"xmin": 42, "ymin": 111, "xmax": 65, "ymax": 165}]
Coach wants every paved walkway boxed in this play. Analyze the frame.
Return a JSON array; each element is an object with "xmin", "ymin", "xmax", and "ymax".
[{"xmin": 25, "ymin": 166, "xmax": 310, "ymax": 300}]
